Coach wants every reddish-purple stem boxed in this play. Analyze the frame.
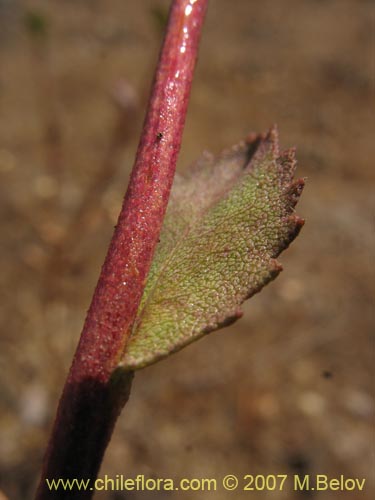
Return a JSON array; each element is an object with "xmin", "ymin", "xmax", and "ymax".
[{"xmin": 36, "ymin": 1, "xmax": 208, "ymax": 498}]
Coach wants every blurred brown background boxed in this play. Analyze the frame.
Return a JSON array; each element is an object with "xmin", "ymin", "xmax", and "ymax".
[{"xmin": 0, "ymin": 0, "xmax": 374, "ymax": 498}]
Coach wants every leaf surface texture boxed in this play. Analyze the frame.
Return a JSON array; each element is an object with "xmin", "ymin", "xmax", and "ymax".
[{"xmin": 121, "ymin": 128, "xmax": 304, "ymax": 370}]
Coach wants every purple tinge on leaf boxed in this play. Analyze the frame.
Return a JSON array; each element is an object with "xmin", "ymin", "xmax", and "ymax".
[{"xmin": 120, "ymin": 126, "xmax": 305, "ymax": 370}]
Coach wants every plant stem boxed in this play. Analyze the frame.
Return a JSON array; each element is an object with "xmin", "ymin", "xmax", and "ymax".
[{"xmin": 35, "ymin": 1, "xmax": 208, "ymax": 498}]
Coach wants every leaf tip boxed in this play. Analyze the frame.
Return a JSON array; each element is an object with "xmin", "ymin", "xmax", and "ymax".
[
  {"xmin": 286, "ymin": 177, "xmax": 305, "ymax": 208},
  {"xmin": 269, "ymin": 258, "xmax": 284, "ymax": 275},
  {"xmin": 286, "ymin": 214, "xmax": 305, "ymax": 240},
  {"xmin": 203, "ymin": 308, "xmax": 244, "ymax": 334},
  {"xmin": 267, "ymin": 124, "xmax": 280, "ymax": 156}
]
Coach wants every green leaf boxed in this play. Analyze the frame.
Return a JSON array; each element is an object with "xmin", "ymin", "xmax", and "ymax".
[{"xmin": 120, "ymin": 127, "xmax": 304, "ymax": 370}]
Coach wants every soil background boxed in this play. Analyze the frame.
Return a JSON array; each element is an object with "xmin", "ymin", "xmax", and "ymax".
[{"xmin": 0, "ymin": 0, "xmax": 374, "ymax": 499}]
